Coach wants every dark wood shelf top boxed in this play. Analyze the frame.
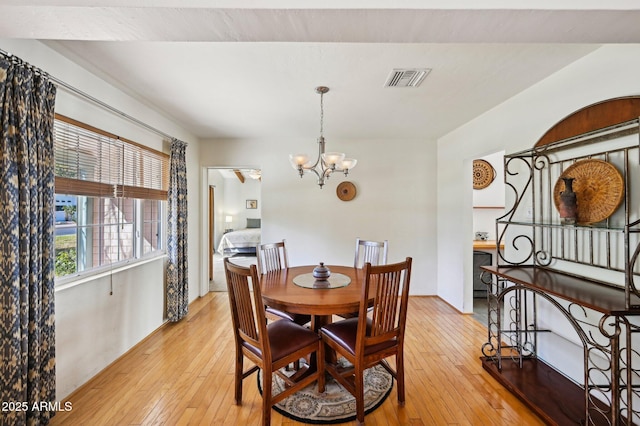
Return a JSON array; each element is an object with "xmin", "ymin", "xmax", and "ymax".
[
  {"xmin": 481, "ymin": 265, "xmax": 640, "ymax": 315},
  {"xmin": 481, "ymin": 357, "xmax": 611, "ymax": 426}
]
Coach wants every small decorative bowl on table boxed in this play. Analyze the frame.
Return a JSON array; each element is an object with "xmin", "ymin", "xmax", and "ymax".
[{"xmin": 313, "ymin": 262, "xmax": 331, "ymax": 287}]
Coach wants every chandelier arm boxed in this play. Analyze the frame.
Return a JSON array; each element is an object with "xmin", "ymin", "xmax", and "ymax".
[
  {"xmin": 307, "ymin": 166, "xmax": 321, "ymax": 180},
  {"xmin": 310, "ymin": 136, "xmax": 325, "ymax": 170}
]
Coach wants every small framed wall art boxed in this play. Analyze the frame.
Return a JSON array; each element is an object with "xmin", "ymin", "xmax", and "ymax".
[{"xmin": 246, "ymin": 199, "xmax": 258, "ymax": 209}]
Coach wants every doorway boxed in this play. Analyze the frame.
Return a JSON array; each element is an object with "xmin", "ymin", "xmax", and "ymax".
[
  {"xmin": 206, "ymin": 167, "xmax": 262, "ymax": 292},
  {"xmin": 471, "ymin": 150, "xmax": 505, "ymax": 325},
  {"xmin": 208, "ymin": 185, "xmax": 215, "ymax": 281}
]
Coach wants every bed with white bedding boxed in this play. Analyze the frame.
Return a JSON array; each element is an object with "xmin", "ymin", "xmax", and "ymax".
[{"xmin": 217, "ymin": 227, "xmax": 261, "ymax": 256}]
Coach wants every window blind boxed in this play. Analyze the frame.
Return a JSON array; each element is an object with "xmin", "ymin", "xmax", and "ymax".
[{"xmin": 54, "ymin": 114, "xmax": 169, "ymax": 200}]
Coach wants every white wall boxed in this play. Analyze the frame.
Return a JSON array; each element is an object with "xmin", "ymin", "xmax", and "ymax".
[
  {"xmin": 200, "ymin": 136, "xmax": 438, "ymax": 295},
  {"xmin": 224, "ymin": 176, "xmax": 262, "ymax": 226},
  {"xmin": 0, "ymin": 39, "xmax": 202, "ymax": 399},
  {"xmin": 437, "ymin": 45, "xmax": 640, "ymax": 308},
  {"xmin": 55, "ymin": 258, "xmax": 165, "ymax": 396}
]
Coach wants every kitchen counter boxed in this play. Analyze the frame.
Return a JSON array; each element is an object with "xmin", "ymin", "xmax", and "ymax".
[{"xmin": 473, "ymin": 240, "xmax": 503, "ymax": 250}]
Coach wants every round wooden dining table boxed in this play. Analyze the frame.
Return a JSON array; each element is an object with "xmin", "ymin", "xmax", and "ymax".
[{"xmin": 260, "ymin": 265, "xmax": 366, "ymax": 332}]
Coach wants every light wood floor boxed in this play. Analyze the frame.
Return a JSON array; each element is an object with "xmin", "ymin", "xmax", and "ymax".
[{"xmin": 50, "ymin": 294, "xmax": 544, "ymax": 425}]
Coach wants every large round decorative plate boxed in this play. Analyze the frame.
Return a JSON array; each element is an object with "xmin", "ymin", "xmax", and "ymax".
[
  {"xmin": 337, "ymin": 181, "xmax": 357, "ymax": 201},
  {"xmin": 553, "ymin": 159, "xmax": 624, "ymax": 224},
  {"xmin": 473, "ymin": 159, "xmax": 495, "ymax": 189}
]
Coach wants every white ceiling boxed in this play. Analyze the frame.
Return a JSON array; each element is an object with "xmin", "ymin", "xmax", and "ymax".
[{"xmin": 2, "ymin": 1, "xmax": 640, "ymax": 141}]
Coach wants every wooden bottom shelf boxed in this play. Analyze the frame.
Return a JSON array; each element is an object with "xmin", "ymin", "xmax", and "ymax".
[{"xmin": 481, "ymin": 356, "xmax": 610, "ymax": 426}]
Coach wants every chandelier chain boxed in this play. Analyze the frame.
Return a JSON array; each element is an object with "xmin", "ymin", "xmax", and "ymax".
[{"xmin": 320, "ymin": 91, "xmax": 324, "ymax": 137}]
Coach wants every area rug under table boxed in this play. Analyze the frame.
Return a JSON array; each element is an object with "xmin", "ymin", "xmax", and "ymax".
[{"xmin": 257, "ymin": 361, "xmax": 393, "ymax": 424}]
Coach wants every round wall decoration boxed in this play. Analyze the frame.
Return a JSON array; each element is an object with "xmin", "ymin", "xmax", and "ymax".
[
  {"xmin": 473, "ymin": 159, "xmax": 496, "ymax": 190},
  {"xmin": 337, "ymin": 181, "xmax": 357, "ymax": 201},
  {"xmin": 552, "ymin": 159, "xmax": 624, "ymax": 224}
]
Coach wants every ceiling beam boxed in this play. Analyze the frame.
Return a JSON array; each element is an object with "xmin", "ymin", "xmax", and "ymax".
[{"xmin": 233, "ymin": 169, "xmax": 245, "ymax": 183}]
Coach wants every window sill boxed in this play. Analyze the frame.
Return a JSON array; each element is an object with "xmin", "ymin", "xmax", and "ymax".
[{"xmin": 55, "ymin": 253, "xmax": 167, "ymax": 293}]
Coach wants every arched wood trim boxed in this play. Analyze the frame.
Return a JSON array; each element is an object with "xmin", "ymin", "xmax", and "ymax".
[{"xmin": 535, "ymin": 96, "xmax": 640, "ymax": 147}]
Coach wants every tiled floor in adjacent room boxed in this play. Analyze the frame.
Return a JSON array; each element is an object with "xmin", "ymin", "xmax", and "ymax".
[{"xmin": 473, "ymin": 296, "xmax": 488, "ymax": 326}]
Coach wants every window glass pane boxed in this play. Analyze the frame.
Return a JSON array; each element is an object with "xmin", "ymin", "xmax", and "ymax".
[
  {"xmin": 100, "ymin": 223, "xmax": 118, "ymax": 265},
  {"xmin": 119, "ymin": 221, "xmax": 135, "ymax": 262},
  {"xmin": 76, "ymin": 196, "xmax": 92, "ymax": 272},
  {"xmin": 142, "ymin": 199, "xmax": 162, "ymax": 255},
  {"xmin": 54, "ymin": 195, "xmax": 78, "ymax": 277},
  {"xmin": 55, "ymin": 193, "xmax": 164, "ymax": 281},
  {"xmin": 97, "ymin": 198, "xmax": 135, "ymax": 264}
]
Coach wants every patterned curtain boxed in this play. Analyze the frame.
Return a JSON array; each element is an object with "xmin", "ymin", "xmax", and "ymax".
[
  {"xmin": 0, "ymin": 55, "xmax": 57, "ymax": 424},
  {"xmin": 166, "ymin": 138, "xmax": 189, "ymax": 322}
]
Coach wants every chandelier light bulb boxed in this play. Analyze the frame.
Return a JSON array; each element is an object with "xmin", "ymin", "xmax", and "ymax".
[
  {"xmin": 289, "ymin": 153, "xmax": 310, "ymax": 168},
  {"xmin": 340, "ymin": 158, "xmax": 357, "ymax": 172},
  {"xmin": 321, "ymin": 152, "xmax": 345, "ymax": 167}
]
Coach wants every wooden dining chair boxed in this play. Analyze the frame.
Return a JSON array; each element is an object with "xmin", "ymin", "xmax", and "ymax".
[
  {"xmin": 257, "ymin": 240, "xmax": 311, "ymax": 326},
  {"xmin": 319, "ymin": 257, "xmax": 412, "ymax": 425},
  {"xmin": 354, "ymin": 238, "xmax": 388, "ymax": 268},
  {"xmin": 256, "ymin": 239, "xmax": 289, "ymax": 274},
  {"xmin": 338, "ymin": 238, "xmax": 389, "ymax": 319},
  {"xmin": 224, "ymin": 258, "xmax": 324, "ymax": 426}
]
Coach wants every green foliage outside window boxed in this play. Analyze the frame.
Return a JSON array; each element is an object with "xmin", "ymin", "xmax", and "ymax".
[
  {"xmin": 55, "ymin": 249, "xmax": 77, "ymax": 276},
  {"xmin": 62, "ymin": 205, "xmax": 76, "ymax": 222}
]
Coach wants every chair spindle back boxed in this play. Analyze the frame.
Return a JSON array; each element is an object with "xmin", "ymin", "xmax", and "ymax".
[
  {"xmin": 256, "ymin": 240, "xmax": 289, "ymax": 274},
  {"xmin": 224, "ymin": 258, "xmax": 267, "ymax": 354},
  {"xmin": 360, "ymin": 257, "xmax": 412, "ymax": 344},
  {"xmin": 354, "ymin": 238, "xmax": 388, "ymax": 269}
]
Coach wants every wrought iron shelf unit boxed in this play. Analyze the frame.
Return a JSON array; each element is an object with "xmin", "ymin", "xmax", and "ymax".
[
  {"xmin": 496, "ymin": 219, "xmax": 631, "ymax": 232},
  {"xmin": 481, "ymin": 117, "xmax": 640, "ymax": 425}
]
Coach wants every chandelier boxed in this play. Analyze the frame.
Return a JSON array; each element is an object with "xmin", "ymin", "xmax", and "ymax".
[{"xmin": 289, "ymin": 86, "xmax": 357, "ymax": 188}]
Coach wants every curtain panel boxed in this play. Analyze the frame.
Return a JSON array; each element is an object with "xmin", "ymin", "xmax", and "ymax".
[
  {"xmin": 0, "ymin": 55, "xmax": 57, "ymax": 424},
  {"xmin": 166, "ymin": 138, "xmax": 188, "ymax": 322}
]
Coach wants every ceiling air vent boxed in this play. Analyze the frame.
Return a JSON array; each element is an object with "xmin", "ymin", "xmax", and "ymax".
[{"xmin": 384, "ymin": 68, "xmax": 431, "ymax": 88}]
